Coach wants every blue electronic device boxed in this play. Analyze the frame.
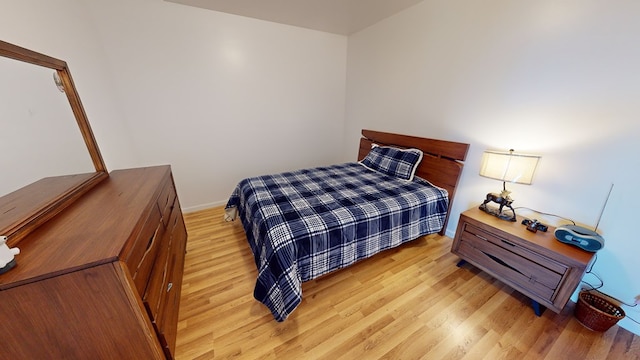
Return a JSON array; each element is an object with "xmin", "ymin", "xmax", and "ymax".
[{"xmin": 554, "ymin": 225, "xmax": 604, "ymax": 252}]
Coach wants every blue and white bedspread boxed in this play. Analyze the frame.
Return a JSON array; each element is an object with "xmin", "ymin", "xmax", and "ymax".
[{"xmin": 225, "ymin": 162, "xmax": 448, "ymax": 321}]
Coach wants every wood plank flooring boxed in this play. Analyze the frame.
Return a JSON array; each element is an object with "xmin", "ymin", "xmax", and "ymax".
[{"xmin": 175, "ymin": 206, "xmax": 639, "ymax": 359}]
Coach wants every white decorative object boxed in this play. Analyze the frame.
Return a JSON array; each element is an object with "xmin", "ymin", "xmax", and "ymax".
[{"xmin": 0, "ymin": 236, "xmax": 20, "ymax": 274}]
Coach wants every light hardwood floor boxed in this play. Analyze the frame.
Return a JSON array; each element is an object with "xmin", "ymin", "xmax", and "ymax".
[{"xmin": 175, "ymin": 207, "xmax": 639, "ymax": 359}]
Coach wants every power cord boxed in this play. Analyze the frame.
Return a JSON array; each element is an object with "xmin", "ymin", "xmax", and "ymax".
[{"xmin": 513, "ymin": 206, "xmax": 576, "ymax": 225}]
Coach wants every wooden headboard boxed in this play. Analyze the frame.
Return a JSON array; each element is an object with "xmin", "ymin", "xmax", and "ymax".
[{"xmin": 357, "ymin": 129, "xmax": 470, "ymax": 235}]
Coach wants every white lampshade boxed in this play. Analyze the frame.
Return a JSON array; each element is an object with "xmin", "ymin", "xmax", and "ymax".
[{"xmin": 479, "ymin": 150, "xmax": 540, "ymax": 185}]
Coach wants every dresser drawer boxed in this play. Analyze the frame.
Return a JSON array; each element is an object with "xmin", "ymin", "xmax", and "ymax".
[
  {"xmin": 143, "ymin": 196, "xmax": 183, "ymax": 320},
  {"xmin": 158, "ymin": 209, "xmax": 187, "ymax": 353},
  {"xmin": 157, "ymin": 179, "xmax": 176, "ymax": 227},
  {"xmin": 143, "ymin": 226, "xmax": 171, "ymax": 323},
  {"xmin": 125, "ymin": 206, "xmax": 164, "ymax": 295}
]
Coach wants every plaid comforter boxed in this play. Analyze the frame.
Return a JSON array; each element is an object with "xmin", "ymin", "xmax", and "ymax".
[{"xmin": 225, "ymin": 162, "xmax": 448, "ymax": 321}]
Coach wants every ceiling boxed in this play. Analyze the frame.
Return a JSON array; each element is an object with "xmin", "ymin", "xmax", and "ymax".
[{"xmin": 165, "ymin": 0, "xmax": 424, "ymax": 35}]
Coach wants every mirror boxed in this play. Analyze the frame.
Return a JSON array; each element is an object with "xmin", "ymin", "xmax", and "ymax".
[
  {"xmin": 0, "ymin": 40, "xmax": 107, "ymax": 246},
  {"xmin": 0, "ymin": 56, "xmax": 95, "ymax": 195}
]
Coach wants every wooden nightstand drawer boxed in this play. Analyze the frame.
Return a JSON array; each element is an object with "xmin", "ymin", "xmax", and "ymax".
[
  {"xmin": 461, "ymin": 224, "xmax": 568, "ymax": 275},
  {"xmin": 457, "ymin": 230, "xmax": 563, "ymax": 301}
]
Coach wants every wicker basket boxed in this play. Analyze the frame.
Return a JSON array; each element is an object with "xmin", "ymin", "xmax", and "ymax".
[{"xmin": 574, "ymin": 291, "xmax": 625, "ymax": 332}]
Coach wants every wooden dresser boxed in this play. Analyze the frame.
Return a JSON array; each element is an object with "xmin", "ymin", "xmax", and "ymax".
[
  {"xmin": 451, "ymin": 207, "xmax": 594, "ymax": 315},
  {"xmin": 0, "ymin": 166, "xmax": 187, "ymax": 359}
]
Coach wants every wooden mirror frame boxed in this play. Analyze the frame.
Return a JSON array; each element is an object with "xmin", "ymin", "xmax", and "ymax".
[{"xmin": 0, "ymin": 40, "xmax": 107, "ymax": 246}]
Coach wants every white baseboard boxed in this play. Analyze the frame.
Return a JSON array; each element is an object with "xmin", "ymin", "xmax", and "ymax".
[
  {"xmin": 182, "ymin": 200, "xmax": 227, "ymax": 214},
  {"xmin": 445, "ymin": 228, "xmax": 456, "ymax": 238}
]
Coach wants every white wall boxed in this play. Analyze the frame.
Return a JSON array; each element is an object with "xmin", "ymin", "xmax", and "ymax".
[
  {"xmin": 346, "ymin": 0, "xmax": 640, "ymax": 334},
  {"xmin": 0, "ymin": 0, "xmax": 138, "ymax": 179},
  {"xmin": 82, "ymin": 0, "xmax": 348, "ymax": 211}
]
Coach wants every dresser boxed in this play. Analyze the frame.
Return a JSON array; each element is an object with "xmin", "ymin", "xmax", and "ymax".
[
  {"xmin": 451, "ymin": 207, "xmax": 594, "ymax": 315},
  {"xmin": 0, "ymin": 166, "xmax": 187, "ymax": 359}
]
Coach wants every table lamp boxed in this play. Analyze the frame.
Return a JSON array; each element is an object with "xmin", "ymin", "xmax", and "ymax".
[{"xmin": 479, "ymin": 149, "xmax": 540, "ymax": 221}]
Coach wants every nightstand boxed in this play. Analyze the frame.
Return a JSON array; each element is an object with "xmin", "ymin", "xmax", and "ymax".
[{"xmin": 451, "ymin": 207, "xmax": 595, "ymax": 316}]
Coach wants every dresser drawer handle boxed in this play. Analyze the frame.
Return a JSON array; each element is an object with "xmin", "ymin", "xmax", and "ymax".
[
  {"xmin": 167, "ymin": 282, "xmax": 173, "ymax": 293},
  {"xmin": 501, "ymin": 239, "xmax": 516, "ymax": 247}
]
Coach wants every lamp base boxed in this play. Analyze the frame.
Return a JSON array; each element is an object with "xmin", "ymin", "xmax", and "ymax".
[{"xmin": 479, "ymin": 192, "xmax": 517, "ymax": 222}]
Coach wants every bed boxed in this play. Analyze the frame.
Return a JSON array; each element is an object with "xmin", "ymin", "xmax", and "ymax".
[{"xmin": 225, "ymin": 129, "xmax": 469, "ymax": 321}]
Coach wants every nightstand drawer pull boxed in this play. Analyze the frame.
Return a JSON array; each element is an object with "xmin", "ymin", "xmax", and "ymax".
[
  {"xmin": 485, "ymin": 252, "xmax": 525, "ymax": 276},
  {"xmin": 501, "ymin": 239, "xmax": 516, "ymax": 247},
  {"xmin": 475, "ymin": 234, "xmax": 488, "ymax": 241}
]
